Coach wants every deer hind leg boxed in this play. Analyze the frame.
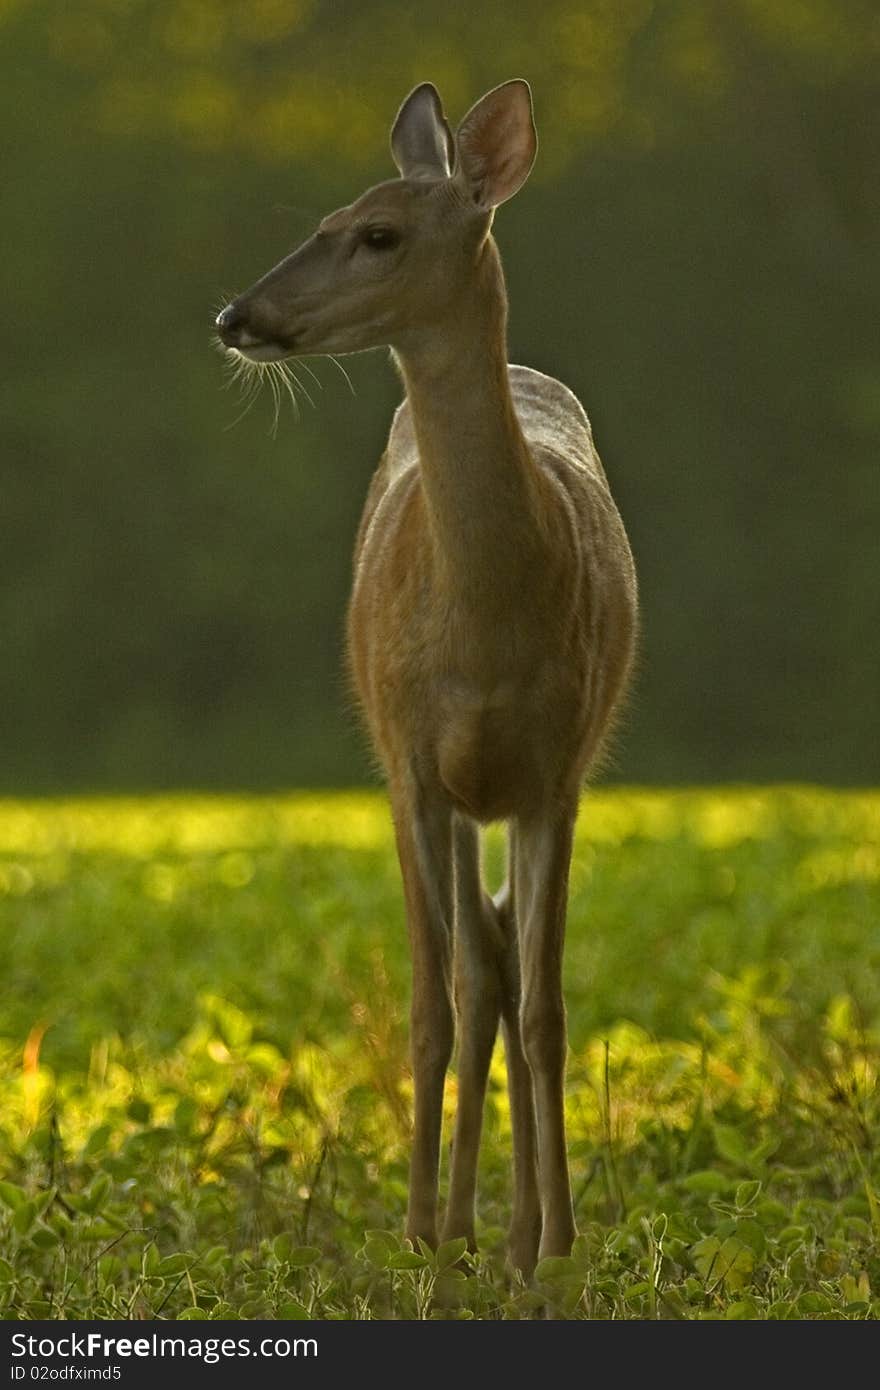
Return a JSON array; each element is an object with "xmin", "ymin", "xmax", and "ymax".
[
  {"xmin": 515, "ymin": 801, "xmax": 578, "ymax": 1261},
  {"xmin": 443, "ymin": 818, "xmax": 543, "ymax": 1276},
  {"xmin": 496, "ymin": 825, "xmax": 542, "ymax": 1277},
  {"xmin": 391, "ymin": 782, "xmax": 455, "ymax": 1250},
  {"xmin": 442, "ymin": 815, "xmax": 503, "ymax": 1250}
]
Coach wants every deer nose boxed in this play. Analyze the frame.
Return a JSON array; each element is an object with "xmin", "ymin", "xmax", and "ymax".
[{"xmin": 215, "ymin": 303, "xmax": 247, "ymax": 344}]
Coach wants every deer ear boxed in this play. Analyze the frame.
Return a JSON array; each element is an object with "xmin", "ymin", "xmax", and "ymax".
[
  {"xmin": 454, "ymin": 80, "xmax": 537, "ymax": 209},
  {"xmin": 391, "ymin": 83, "xmax": 455, "ymax": 181}
]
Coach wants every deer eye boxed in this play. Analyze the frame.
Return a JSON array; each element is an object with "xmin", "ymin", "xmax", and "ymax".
[{"xmin": 361, "ymin": 226, "xmax": 401, "ymax": 251}]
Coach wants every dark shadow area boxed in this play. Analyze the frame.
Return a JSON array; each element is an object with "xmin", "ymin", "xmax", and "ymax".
[{"xmin": 1, "ymin": 3, "xmax": 877, "ymax": 789}]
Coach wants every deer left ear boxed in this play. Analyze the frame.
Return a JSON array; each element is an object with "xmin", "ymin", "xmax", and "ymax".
[
  {"xmin": 454, "ymin": 80, "xmax": 537, "ymax": 210},
  {"xmin": 391, "ymin": 83, "xmax": 455, "ymax": 181}
]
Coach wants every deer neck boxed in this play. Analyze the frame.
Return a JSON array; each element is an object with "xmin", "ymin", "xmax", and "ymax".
[{"xmin": 394, "ymin": 238, "xmax": 545, "ymax": 600}]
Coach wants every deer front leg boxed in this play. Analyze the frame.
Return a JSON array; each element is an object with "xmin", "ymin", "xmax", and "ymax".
[
  {"xmin": 515, "ymin": 800, "xmax": 578, "ymax": 1261},
  {"xmin": 495, "ymin": 839, "xmax": 542, "ymax": 1278},
  {"xmin": 442, "ymin": 815, "xmax": 502, "ymax": 1250},
  {"xmin": 391, "ymin": 784, "xmax": 455, "ymax": 1250}
]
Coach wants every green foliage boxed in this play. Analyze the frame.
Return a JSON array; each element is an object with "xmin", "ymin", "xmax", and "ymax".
[{"xmin": 1, "ymin": 788, "xmax": 880, "ymax": 1318}]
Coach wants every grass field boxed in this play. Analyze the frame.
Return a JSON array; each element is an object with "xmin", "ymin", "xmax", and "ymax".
[{"xmin": 1, "ymin": 787, "xmax": 879, "ymax": 1319}]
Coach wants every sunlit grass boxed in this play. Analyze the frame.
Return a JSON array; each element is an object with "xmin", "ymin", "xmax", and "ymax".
[
  {"xmin": 1, "ymin": 788, "xmax": 879, "ymax": 1318},
  {"xmin": 0, "ymin": 791, "xmax": 392, "ymax": 858},
  {"xmin": 3, "ymin": 785, "xmax": 879, "ymax": 859}
]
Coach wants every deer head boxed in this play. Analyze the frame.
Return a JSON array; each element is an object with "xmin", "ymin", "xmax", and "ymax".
[{"xmin": 215, "ymin": 81, "xmax": 537, "ymax": 363}]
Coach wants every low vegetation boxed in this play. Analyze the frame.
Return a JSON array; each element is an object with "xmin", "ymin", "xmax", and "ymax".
[{"xmin": 1, "ymin": 788, "xmax": 879, "ymax": 1318}]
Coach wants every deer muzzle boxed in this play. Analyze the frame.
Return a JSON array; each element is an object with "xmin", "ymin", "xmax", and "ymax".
[{"xmin": 215, "ymin": 299, "xmax": 297, "ymax": 360}]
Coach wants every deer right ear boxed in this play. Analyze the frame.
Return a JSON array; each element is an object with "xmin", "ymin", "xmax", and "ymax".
[
  {"xmin": 391, "ymin": 83, "xmax": 455, "ymax": 181},
  {"xmin": 454, "ymin": 80, "xmax": 537, "ymax": 209}
]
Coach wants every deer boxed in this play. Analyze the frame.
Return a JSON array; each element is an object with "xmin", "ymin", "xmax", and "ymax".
[{"xmin": 215, "ymin": 80, "xmax": 638, "ymax": 1277}]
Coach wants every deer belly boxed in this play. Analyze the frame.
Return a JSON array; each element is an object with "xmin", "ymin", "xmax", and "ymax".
[{"xmin": 436, "ymin": 699, "xmax": 539, "ymax": 823}]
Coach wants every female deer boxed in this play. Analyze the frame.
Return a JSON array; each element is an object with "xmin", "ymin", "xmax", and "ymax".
[{"xmin": 216, "ymin": 80, "xmax": 638, "ymax": 1275}]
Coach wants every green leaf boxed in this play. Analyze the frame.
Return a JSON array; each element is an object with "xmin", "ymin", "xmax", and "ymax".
[
  {"xmin": 158, "ymin": 1253, "xmax": 192, "ymax": 1276},
  {"xmin": 363, "ymin": 1229, "xmax": 399, "ymax": 1249},
  {"xmin": 841, "ymin": 1271, "xmax": 871, "ymax": 1304},
  {"xmin": 681, "ymin": 1169, "xmax": 732, "ymax": 1195},
  {"xmin": 735, "ymin": 1180, "xmax": 762, "ymax": 1211},
  {"xmin": 624, "ymin": 1280, "xmax": 652, "ymax": 1300},
  {"xmin": 238, "ymin": 1299, "xmax": 267, "ymax": 1318},
  {"xmin": 534, "ymin": 1255, "xmax": 578, "ymax": 1282},
  {"xmin": 287, "ymin": 1246, "xmax": 320, "ymax": 1268},
  {"xmin": 778, "ymin": 1225, "xmax": 809, "ymax": 1246},
  {"xmin": 561, "ymin": 1284, "xmax": 585, "ymax": 1315},
  {"xmin": 435, "ymin": 1237, "xmax": 468, "ymax": 1271},
  {"xmin": 733, "ymin": 1219, "xmax": 766, "ymax": 1257},
  {"xmin": 767, "ymin": 1300, "xmax": 799, "ymax": 1320},
  {"xmin": 726, "ymin": 1300, "xmax": 757, "ymax": 1319},
  {"xmin": 715, "ymin": 1237, "xmax": 754, "ymax": 1292},
  {"xmin": 361, "ymin": 1238, "xmax": 392, "ymax": 1270},
  {"xmin": 278, "ymin": 1301, "xmax": 310, "ymax": 1319},
  {"xmin": 13, "ymin": 1201, "xmax": 38, "ymax": 1236},
  {"xmin": 83, "ymin": 1125, "xmax": 113, "ymax": 1159},
  {"xmin": 173, "ymin": 1097, "xmax": 199, "ymax": 1134},
  {"xmin": 570, "ymin": 1233, "xmax": 593, "ymax": 1269},
  {"xmin": 659, "ymin": 1287, "xmax": 688, "ymax": 1318},
  {"xmin": 202, "ymin": 994, "xmax": 252, "ymax": 1051},
  {"xmin": 756, "ymin": 1199, "xmax": 788, "ymax": 1225},
  {"xmin": 386, "ymin": 1251, "xmax": 428, "ymax": 1270},
  {"xmin": 98, "ymin": 1255, "xmax": 122, "ymax": 1281},
  {"xmin": 272, "ymin": 1233, "xmax": 293, "ymax": 1262},
  {"xmin": 650, "ymin": 1213, "xmax": 668, "ymax": 1242},
  {"xmin": 178, "ymin": 1308, "xmax": 209, "ymax": 1320},
  {"xmin": 748, "ymin": 1136, "xmax": 780, "ymax": 1165},
  {"xmin": 247, "ymin": 1042, "xmax": 287, "ymax": 1076},
  {"xmin": 30, "ymin": 1224, "xmax": 61, "ymax": 1250},
  {"xmin": 691, "ymin": 1235, "xmax": 721, "ymax": 1281},
  {"xmin": 796, "ymin": 1292, "xmax": 832, "ymax": 1315},
  {"xmin": 83, "ymin": 1174, "xmax": 111, "ymax": 1214},
  {"xmin": 0, "ymin": 1181, "xmax": 26, "ymax": 1211},
  {"xmin": 33, "ymin": 1189, "xmax": 56, "ymax": 1218},
  {"xmin": 713, "ymin": 1124, "xmax": 750, "ymax": 1168}
]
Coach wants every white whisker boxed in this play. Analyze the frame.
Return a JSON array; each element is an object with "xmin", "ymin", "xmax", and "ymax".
[
  {"xmin": 216, "ymin": 336, "xmax": 360, "ymax": 435},
  {"xmin": 266, "ymin": 363, "xmax": 282, "ymax": 437},
  {"xmin": 284, "ymin": 362, "xmax": 316, "ymax": 411},
  {"xmin": 326, "ymin": 353, "xmax": 357, "ymax": 396},
  {"xmin": 220, "ymin": 346, "xmax": 267, "ymax": 430},
  {"xmin": 274, "ymin": 361, "xmax": 303, "ymax": 421},
  {"xmin": 224, "ymin": 382, "xmax": 262, "ymax": 430},
  {"xmin": 297, "ymin": 359, "xmax": 324, "ymax": 393}
]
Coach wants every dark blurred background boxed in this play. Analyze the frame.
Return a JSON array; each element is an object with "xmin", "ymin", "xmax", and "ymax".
[{"xmin": 1, "ymin": 0, "xmax": 878, "ymax": 791}]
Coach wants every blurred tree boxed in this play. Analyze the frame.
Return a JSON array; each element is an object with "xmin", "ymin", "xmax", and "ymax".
[{"xmin": 0, "ymin": 0, "xmax": 877, "ymax": 788}]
